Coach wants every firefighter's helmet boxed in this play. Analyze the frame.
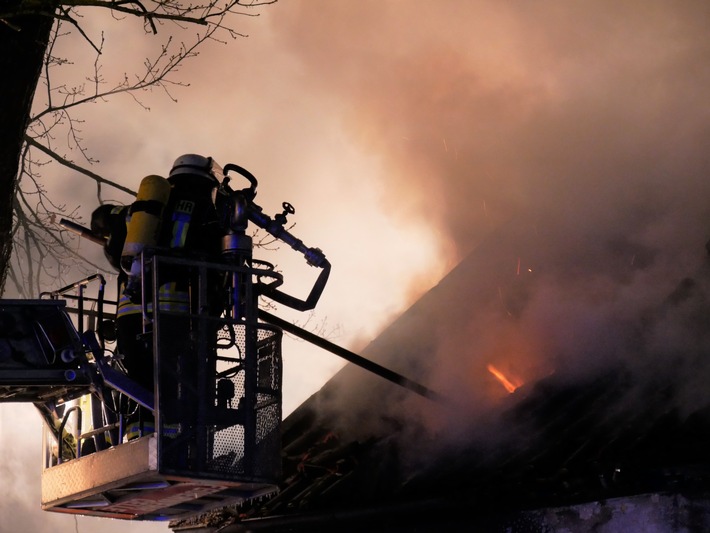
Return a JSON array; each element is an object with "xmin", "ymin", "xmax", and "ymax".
[{"xmin": 169, "ymin": 154, "xmax": 221, "ymax": 185}]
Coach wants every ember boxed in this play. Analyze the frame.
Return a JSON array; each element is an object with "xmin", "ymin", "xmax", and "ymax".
[{"xmin": 487, "ymin": 364, "xmax": 519, "ymax": 393}]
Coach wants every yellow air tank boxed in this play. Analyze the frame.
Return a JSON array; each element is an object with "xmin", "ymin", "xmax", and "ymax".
[{"xmin": 121, "ymin": 175, "xmax": 172, "ymax": 287}]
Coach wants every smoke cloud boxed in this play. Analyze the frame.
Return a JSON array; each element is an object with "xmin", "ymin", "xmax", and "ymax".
[
  {"xmin": 275, "ymin": 1, "xmax": 710, "ymax": 457},
  {"xmin": 273, "ymin": 1, "xmax": 710, "ymax": 259}
]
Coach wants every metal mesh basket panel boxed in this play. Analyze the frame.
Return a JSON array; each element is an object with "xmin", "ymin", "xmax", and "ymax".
[{"xmin": 157, "ymin": 317, "xmax": 282, "ymax": 483}]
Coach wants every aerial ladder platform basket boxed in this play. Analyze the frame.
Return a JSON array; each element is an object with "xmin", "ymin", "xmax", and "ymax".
[{"xmin": 3, "ymin": 253, "xmax": 285, "ymax": 521}]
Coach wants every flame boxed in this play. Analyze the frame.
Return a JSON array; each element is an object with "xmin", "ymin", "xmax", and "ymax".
[{"xmin": 487, "ymin": 364, "xmax": 519, "ymax": 393}]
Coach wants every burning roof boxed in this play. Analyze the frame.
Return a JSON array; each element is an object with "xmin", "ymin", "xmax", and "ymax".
[{"xmin": 170, "ymin": 213, "xmax": 710, "ymax": 532}]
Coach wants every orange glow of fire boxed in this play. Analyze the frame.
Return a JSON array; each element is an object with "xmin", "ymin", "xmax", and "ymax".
[{"xmin": 487, "ymin": 364, "xmax": 519, "ymax": 394}]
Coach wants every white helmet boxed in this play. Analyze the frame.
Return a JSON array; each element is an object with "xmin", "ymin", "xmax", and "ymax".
[{"xmin": 169, "ymin": 154, "xmax": 222, "ymax": 184}]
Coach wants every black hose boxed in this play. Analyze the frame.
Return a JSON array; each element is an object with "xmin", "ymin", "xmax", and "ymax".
[{"xmin": 258, "ymin": 309, "xmax": 447, "ymax": 403}]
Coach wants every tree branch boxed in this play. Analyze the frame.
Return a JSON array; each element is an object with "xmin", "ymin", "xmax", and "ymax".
[{"xmin": 24, "ymin": 135, "xmax": 137, "ymax": 196}]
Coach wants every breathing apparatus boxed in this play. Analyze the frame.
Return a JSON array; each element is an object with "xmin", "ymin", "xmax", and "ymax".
[{"xmin": 120, "ymin": 175, "xmax": 172, "ymax": 301}]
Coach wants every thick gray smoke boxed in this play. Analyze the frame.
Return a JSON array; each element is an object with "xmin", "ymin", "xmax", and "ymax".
[
  {"xmin": 273, "ymin": 1, "xmax": 710, "ymax": 260},
  {"xmin": 272, "ymin": 1, "xmax": 710, "ymax": 453}
]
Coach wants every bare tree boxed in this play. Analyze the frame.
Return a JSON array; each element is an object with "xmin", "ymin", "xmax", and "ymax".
[{"xmin": 0, "ymin": 0, "xmax": 276, "ymax": 297}]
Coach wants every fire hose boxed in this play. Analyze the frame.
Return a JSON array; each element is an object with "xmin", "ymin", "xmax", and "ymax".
[{"xmin": 258, "ymin": 309, "xmax": 447, "ymax": 404}]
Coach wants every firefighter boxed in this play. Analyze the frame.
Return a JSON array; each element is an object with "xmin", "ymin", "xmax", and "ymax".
[
  {"xmin": 91, "ymin": 178, "xmax": 170, "ymax": 438},
  {"xmin": 154, "ymin": 156, "xmax": 225, "ymax": 460},
  {"xmin": 91, "ymin": 203, "xmax": 129, "ymax": 342},
  {"xmin": 92, "ymin": 155, "xmax": 224, "ymax": 441}
]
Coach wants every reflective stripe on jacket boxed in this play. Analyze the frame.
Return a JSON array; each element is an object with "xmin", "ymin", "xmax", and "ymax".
[
  {"xmin": 117, "ymin": 282, "xmax": 189, "ymax": 318},
  {"xmin": 157, "ymin": 282, "xmax": 189, "ymax": 313}
]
